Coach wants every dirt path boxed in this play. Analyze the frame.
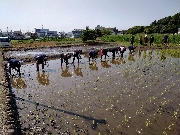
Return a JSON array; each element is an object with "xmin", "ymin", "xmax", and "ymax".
[{"xmin": 0, "ymin": 51, "xmax": 19, "ymax": 134}]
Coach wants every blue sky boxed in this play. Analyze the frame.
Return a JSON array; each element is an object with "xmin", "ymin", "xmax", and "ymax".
[{"xmin": 0, "ymin": 0, "xmax": 180, "ymax": 33}]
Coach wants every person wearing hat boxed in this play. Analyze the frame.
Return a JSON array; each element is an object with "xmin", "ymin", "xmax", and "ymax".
[
  {"xmin": 144, "ymin": 35, "xmax": 148, "ymax": 46},
  {"xmin": 7, "ymin": 58, "xmax": 24, "ymax": 76},
  {"xmin": 35, "ymin": 54, "xmax": 48, "ymax": 71}
]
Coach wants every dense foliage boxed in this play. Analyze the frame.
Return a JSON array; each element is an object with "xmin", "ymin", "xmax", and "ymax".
[
  {"xmin": 126, "ymin": 12, "xmax": 180, "ymax": 34},
  {"xmin": 81, "ymin": 29, "xmax": 111, "ymax": 42}
]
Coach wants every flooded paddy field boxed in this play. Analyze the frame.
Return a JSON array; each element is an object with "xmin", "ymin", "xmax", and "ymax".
[
  {"xmin": 8, "ymin": 48, "xmax": 180, "ymax": 134},
  {"xmin": 3, "ymin": 44, "xmax": 116, "ymax": 62}
]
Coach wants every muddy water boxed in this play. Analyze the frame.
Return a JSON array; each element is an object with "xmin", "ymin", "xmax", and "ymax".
[{"xmin": 10, "ymin": 49, "xmax": 180, "ymax": 135}]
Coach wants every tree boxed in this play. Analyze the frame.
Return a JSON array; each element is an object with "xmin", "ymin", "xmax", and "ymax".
[
  {"xmin": 31, "ymin": 33, "xmax": 38, "ymax": 41},
  {"xmin": 81, "ymin": 29, "xmax": 97, "ymax": 42},
  {"xmin": 126, "ymin": 12, "xmax": 180, "ymax": 34}
]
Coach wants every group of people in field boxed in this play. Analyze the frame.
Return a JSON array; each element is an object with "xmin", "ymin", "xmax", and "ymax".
[
  {"xmin": 6, "ymin": 45, "xmax": 137, "ymax": 76},
  {"xmin": 131, "ymin": 34, "xmax": 169, "ymax": 46}
]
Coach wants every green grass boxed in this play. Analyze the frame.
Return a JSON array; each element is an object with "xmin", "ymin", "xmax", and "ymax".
[
  {"xmin": 10, "ymin": 34, "xmax": 180, "ymax": 47},
  {"xmin": 100, "ymin": 34, "xmax": 180, "ymax": 46}
]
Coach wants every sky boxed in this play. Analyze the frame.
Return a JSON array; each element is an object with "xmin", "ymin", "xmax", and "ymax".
[{"xmin": 0, "ymin": 0, "xmax": 180, "ymax": 33}]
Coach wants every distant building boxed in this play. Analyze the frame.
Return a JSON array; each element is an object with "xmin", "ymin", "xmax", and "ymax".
[
  {"xmin": 95, "ymin": 25, "xmax": 105, "ymax": 30},
  {"xmin": 106, "ymin": 27, "xmax": 119, "ymax": 35},
  {"xmin": 178, "ymin": 28, "xmax": 180, "ymax": 34},
  {"xmin": 117, "ymin": 30, "xmax": 124, "ymax": 35},
  {"xmin": 66, "ymin": 32, "xmax": 74, "ymax": 38},
  {"xmin": 13, "ymin": 30, "xmax": 24, "ymax": 39},
  {"xmin": 35, "ymin": 28, "xmax": 57, "ymax": 38},
  {"xmin": 72, "ymin": 29, "xmax": 84, "ymax": 38}
]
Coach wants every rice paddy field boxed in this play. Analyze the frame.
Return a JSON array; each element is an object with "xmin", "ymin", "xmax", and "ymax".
[{"xmin": 8, "ymin": 48, "xmax": 180, "ymax": 135}]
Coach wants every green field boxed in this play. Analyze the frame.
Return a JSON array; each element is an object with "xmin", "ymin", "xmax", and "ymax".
[{"xmin": 10, "ymin": 34, "xmax": 180, "ymax": 47}]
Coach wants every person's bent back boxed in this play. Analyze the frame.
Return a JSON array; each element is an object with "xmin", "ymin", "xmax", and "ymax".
[
  {"xmin": 35, "ymin": 54, "xmax": 47, "ymax": 71},
  {"xmin": 7, "ymin": 58, "xmax": 23, "ymax": 76}
]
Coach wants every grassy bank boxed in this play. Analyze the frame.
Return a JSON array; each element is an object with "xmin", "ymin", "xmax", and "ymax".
[
  {"xmin": 8, "ymin": 34, "xmax": 180, "ymax": 49},
  {"xmin": 101, "ymin": 34, "xmax": 180, "ymax": 46}
]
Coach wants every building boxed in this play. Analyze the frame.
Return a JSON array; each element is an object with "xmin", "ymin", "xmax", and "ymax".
[
  {"xmin": 13, "ymin": 30, "xmax": 24, "ymax": 39},
  {"xmin": 106, "ymin": 27, "xmax": 119, "ymax": 35},
  {"xmin": 72, "ymin": 29, "xmax": 84, "ymax": 38},
  {"xmin": 35, "ymin": 28, "xmax": 57, "ymax": 38},
  {"xmin": 117, "ymin": 30, "xmax": 124, "ymax": 35},
  {"xmin": 65, "ymin": 32, "xmax": 74, "ymax": 38},
  {"xmin": 178, "ymin": 28, "xmax": 180, "ymax": 34},
  {"xmin": 95, "ymin": 25, "xmax": 105, "ymax": 30}
]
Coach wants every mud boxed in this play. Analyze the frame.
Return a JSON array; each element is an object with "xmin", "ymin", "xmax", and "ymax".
[{"xmin": 6, "ymin": 48, "xmax": 180, "ymax": 134}]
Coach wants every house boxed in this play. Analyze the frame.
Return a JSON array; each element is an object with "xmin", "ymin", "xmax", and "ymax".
[
  {"xmin": 95, "ymin": 25, "xmax": 105, "ymax": 30},
  {"xmin": 72, "ymin": 29, "xmax": 84, "ymax": 38},
  {"xmin": 106, "ymin": 27, "xmax": 119, "ymax": 35},
  {"xmin": 117, "ymin": 30, "xmax": 124, "ymax": 35},
  {"xmin": 24, "ymin": 32, "xmax": 32, "ymax": 39},
  {"xmin": 13, "ymin": 30, "xmax": 24, "ymax": 39},
  {"xmin": 35, "ymin": 28, "xmax": 57, "ymax": 38},
  {"xmin": 65, "ymin": 32, "xmax": 74, "ymax": 38},
  {"xmin": 178, "ymin": 28, "xmax": 180, "ymax": 34}
]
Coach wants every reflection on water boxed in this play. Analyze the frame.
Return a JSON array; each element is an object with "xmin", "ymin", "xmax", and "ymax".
[
  {"xmin": 110, "ymin": 58, "xmax": 126, "ymax": 65},
  {"xmin": 100, "ymin": 60, "xmax": 111, "ymax": 68},
  {"xmin": 10, "ymin": 49, "xmax": 180, "ymax": 134},
  {"xmin": 128, "ymin": 54, "xmax": 135, "ymax": 61},
  {"xmin": 89, "ymin": 62, "xmax": 98, "ymax": 71},
  {"xmin": 37, "ymin": 71, "xmax": 50, "ymax": 85},
  {"xmin": 73, "ymin": 64, "xmax": 83, "ymax": 77},
  {"xmin": 61, "ymin": 66, "xmax": 72, "ymax": 77},
  {"xmin": 10, "ymin": 76, "xmax": 27, "ymax": 89}
]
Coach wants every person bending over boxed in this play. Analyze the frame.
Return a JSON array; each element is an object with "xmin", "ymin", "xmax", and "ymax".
[
  {"xmin": 72, "ymin": 50, "xmax": 82, "ymax": 63},
  {"xmin": 89, "ymin": 49, "xmax": 99, "ymax": 63},
  {"xmin": 7, "ymin": 58, "xmax": 24, "ymax": 76},
  {"xmin": 119, "ymin": 46, "xmax": 126, "ymax": 57},
  {"xmin": 35, "ymin": 54, "xmax": 48, "ymax": 71},
  {"xmin": 128, "ymin": 46, "xmax": 137, "ymax": 54}
]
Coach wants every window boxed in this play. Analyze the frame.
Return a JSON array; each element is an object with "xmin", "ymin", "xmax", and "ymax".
[{"xmin": 0, "ymin": 38, "xmax": 10, "ymax": 42}]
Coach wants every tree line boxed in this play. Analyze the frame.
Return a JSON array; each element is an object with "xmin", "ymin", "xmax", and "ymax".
[{"xmin": 125, "ymin": 12, "xmax": 180, "ymax": 34}]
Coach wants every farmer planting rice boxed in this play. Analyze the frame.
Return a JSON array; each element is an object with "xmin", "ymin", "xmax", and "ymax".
[
  {"xmin": 109, "ymin": 47, "xmax": 119, "ymax": 59},
  {"xmin": 7, "ymin": 58, "xmax": 24, "ymax": 76},
  {"xmin": 35, "ymin": 53, "xmax": 48, "ymax": 71},
  {"xmin": 119, "ymin": 46, "xmax": 126, "ymax": 57},
  {"xmin": 128, "ymin": 46, "xmax": 137, "ymax": 54},
  {"xmin": 60, "ymin": 52, "xmax": 72, "ymax": 66},
  {"xmin": 72, "ymin": 50, "xmax": 82, "ymax": 63},
  {"xmin": 100, "ymin": 48, "xmax": 109, "ymax": 60},
  {"xmin": 89, "ymin": 49, "xmax": 99, "ymax": 63}
]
